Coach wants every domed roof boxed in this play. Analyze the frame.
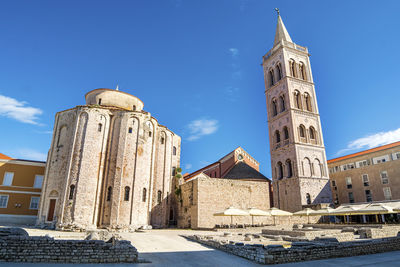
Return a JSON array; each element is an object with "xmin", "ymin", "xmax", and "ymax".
[{"xmin": 85, "ymin": 88, "xmax": 144, "ymax": 111}]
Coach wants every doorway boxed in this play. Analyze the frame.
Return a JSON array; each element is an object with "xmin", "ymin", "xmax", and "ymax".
[{"xmin": 47, "ymin": 199, "xmax": 56, "ymax": 222}]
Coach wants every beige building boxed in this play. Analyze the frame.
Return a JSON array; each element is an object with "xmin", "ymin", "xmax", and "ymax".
[
  {"xmin": 263, "ymin": 14, "xmax": 332, "ymax": 212},
  {"xmin": 328, "ymin": 141, "xmax": 400, "ymax": 205},
  {"xmin": 178, "ymin": 147, "xmax": 272, "ymax": 229},
  {"xmin": 37, "ymin": 88, "xmax": 181, "ymax": 230}
]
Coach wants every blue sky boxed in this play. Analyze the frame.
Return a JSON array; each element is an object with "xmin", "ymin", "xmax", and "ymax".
[{"xmin": 1, "ymin": 0, "xmax": 400, "ymax": 177}]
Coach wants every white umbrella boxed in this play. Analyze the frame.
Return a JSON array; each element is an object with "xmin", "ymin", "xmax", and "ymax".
[
  {"xmin": 214, "ymin": 207, "xmax": 249, "ymax": 225},
  {"xmin": 352, "ymin": 203, "xmax": 394, "ymax": 215},
  {"xmin": 311, "ymin": 207, "xmax": 336, "ymax": 216},
  {"xmin": 293, "ymin": 208, "xmax": 315, "ymax": 224},
  {"xmin": 247, "ymin": 208, "xmax": 271, "ymax": 225},
  {"xmin": 265, "ymin": 207, "xmax": 293, "ymax": 225}
]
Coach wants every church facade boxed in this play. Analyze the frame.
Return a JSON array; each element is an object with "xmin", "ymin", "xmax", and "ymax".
[
  {"xmin": 263, "ymin": 14, "xmax": 332, "ymax": 212},
  {"xmin": 37, "ymin": 88, "xmax": 181, "ymax": 230}
]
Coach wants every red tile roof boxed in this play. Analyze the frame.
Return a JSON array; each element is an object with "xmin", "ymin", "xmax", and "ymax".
[
  {"xmin": 328, "ymin": 141, "xmax": 400, "ymax": 164},
  {"xmin": 0, "ymin": 153, "xmax": 13, "ymax": 160}
]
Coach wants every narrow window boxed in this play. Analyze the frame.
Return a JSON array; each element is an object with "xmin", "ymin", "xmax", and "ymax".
[
  {"xmin": 381, "ymin": 171, "xmax": 389, "ymax": 184},
  {"xmin": 107, "ymin": 186, "xmax": 112, "ymax": 201},
  {"xmin": 362, "ymin": 174, "xmax": 369, "ymax": 186},
  {"xmin": 0, "ymin": 195, "xmax": 9, "ymax": 208},
  {"xmin": 128, "ymin": 127, "xmax": 133, "ymax": 133},
  {"xmin": 286, "ymin": 159, "xmax": 293, "ymax": 178},
  {"xmin": 348, "ymin": 192, "xmax": 355, "ymax": 203},
  {"xmin": 289, "ymin": 60, "xmax": 296, "ymax": 77},
  {"xmin": 283, "ymin": 127, "xmax": 289, "ymax": 140},
  {"xmin": 173, "ymin": 146, "xmax": 177, "ymax": 155},
  {"xmin": 269, "ymin": 70, "xmax": 274, "ymax": 86},
  {"xmin": 98, "ymin": 98, "xmax": 102, "ymax": 105},
  {"xmin": 294, "ymin": 91, "xmax": 301, "ymax": 109},
  {"xmin": 69, "ymin": 185, "xmax": 75, "ymax": 200},
  {"xmin": 276, "ymin": 64, "xmax": 282, "ymax": 81},
  {"xmin": 172, "ymin": 167, "xmax": 176, "ymax": 176},
  {"xmin": 142, "ymin": 188, "xmax": 147, "ymax": 202},
  {"xmin": 275, "ymin": 130, "xmax": 281, "ymax": 143},
  {"xmin": 157, "ymin": 190, "xmax": 162, "ymax": 204},
  {"xmin": 383, "ymin": 187, "xmax": 392, "ymax": 200},
  {"xmin": 299, "ymin": 125, "xmax": 305, "ymax": 138},
  {"xmin": 365, "ymin": 190, "xmax": 373, "ymax": 202},
  {"xmin": 161, "ymin": 137, "xmax": 165, "ymax": 144},
  {"xmin": 279, "ymin": 95, "xmax": 285, "ymax": 112},
  {"xmin": 299, "ymin": 62, "xmax": 307, "ymax": 80},
  {"xmin": 98, "ymin": 123, "xmax": 102, "ymax": 132},
  {"xmin": 345, "ymin": 177, "xmax": 352, "ymax": 189},
  {"xmin": 124, "ymin": 186, "xmax": 130, "ymax": 201},
  {"xmin": 306, "ymin": 193, "xmax": 311, "ymax": 205},
  {"xmin": 132, "ymin": 105, "xmax": 136, "ymax": 111},
  {"xmin": 277, "ymin": 162, "xmax": 283, "ymax": 179},
  {"xmin": 149, "ymin": 131, "xmax": 152, "ymax": 137},
  {"xmin": 304, "ymin": 93, "xmax": 312, "ymax": 112},
  {"xmin": 309, "ymin": 127, "xmax": 315, "ymax": 140},
  {"xmin": 272, "ymin": 99, "xmax": 278, "ymax": 116}
]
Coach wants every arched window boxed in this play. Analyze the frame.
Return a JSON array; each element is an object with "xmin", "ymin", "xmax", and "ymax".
[
  {"xmin": 303, "ymin": 157, "xmax": 313, "ymax": 177},
  {"xmin": 272, "ymin": 99, "xmax": 278, "ymax": 116},
  {"xmin": 299, "ymin": 62, "xmax": 307, "ymax": 80},
  {"xmin": 98, "ymin": 123, "xmax": 102, "ymax": 132},
  {"xmin": 107, "ymin": 186, "xmax": 112, "ymax": 201},
  {"xmin": 304, "ymin": 93, "xmax": 312, "ymax": 112},
  {"xmin": 157, "ymin": 190, "xmax": 162, "ymax": 204},
  {"xmin": 132, "ymin": 105, "xmax": 136, "ymax": 111},
  {"xmin": 299, "ymin": 125, "xmax": 306, "ymax": 138},
  {"xmin": 173, "ymin": 146, "xmax": 177, "ymax": 156},
  {"xmin": 69, "ymin": 185, "xmax": 75, "ymax": 200},
  {"xmin": 277, "ymin": 162, "xmax": 283, "ymax": 180},
  {"xmin": 275, "ymin": 130, "xmax": 281, "ymax": 143},
  {"xmin": 289, "ymin": 59, "xmax": 296, "ymax": 77},
  {"xmin": 283, "ymin": 127, "xmax": 289, "ymax": 140},
  {"xmin": 309, "ymin": 127, "xmax": 316, "ymax": 140},
  {"xmin": 269, "ymin": 69, "xmax": 275, "ymax": 86},
  {"xmin": 306, "ymin": 193, "xmax": 311, "ymax": 205},
  {"xmin": 314, "ymin": 158, "xmax": 322, "ymax": 177},
  {"xmin": 276, "ymin": 63, "xmax": 282, "ymax": 81},
  {"xmin": 161, "ymin": 137, "xmax": 165, "ymax": 144},
  {"xmin": 142, "ymin": 188, "xmax": 147, "ymax": 202},
  {"xmin": 294, "ymin": 91, "xmax": 302, "ymax": 109},
  {"xmin": 286, "ymin": 159, "xmax": 293, "ymax": 178},
  {"xmin": 124, "ymin": 186, "xmax": 130, "ymax": 201},
  {"xmin": 279, "ymin": 95, "xmax": 285, "ymax": 112},
  {"xmin": 172, "ymin": 167, "xmax": 176, "ymax": 176}
]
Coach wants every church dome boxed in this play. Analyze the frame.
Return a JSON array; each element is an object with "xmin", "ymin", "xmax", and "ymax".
[{"xmin": 85, "ymin": 88, "xmax": 144, "ymax": 111}]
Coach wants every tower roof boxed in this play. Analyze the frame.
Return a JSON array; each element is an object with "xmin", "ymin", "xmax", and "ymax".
[{"xmin": 273, "ymin": 15, "xmax": 292, "ymax": 47}]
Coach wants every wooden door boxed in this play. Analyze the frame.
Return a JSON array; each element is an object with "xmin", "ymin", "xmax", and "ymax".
[{"xmin": 47, "ymin": 199, "xmax": 56, "ymax": 221}]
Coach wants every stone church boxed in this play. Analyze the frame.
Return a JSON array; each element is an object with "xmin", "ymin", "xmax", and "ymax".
[
  {"xmin": 263, "ymin": 14, "xmax": 332, "ymax": 212},
  {"xmin": 37, "ymin": 88, "xmax": 181, "ymax": 230}
]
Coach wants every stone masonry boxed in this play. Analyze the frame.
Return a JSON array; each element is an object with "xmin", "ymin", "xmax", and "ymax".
[{"xmin": 37, "ymin": 88, "xmax": 181, "ymax": 230}]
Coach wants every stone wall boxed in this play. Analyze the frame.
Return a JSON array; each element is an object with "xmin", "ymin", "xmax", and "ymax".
[
  {"xmin": 261, "ymin": 228, "xmax": 354, "ymax": 242},
  {"xmin": 359, "ymin": 226, "xmax": 400, "ymax": 239},
  {"xmin": 187, "ymin": 235, "xmax": 400, "ymax": 265},
  {"xmin": 0, "ymin": 235, "xmax": 138, "ymax": 263}
]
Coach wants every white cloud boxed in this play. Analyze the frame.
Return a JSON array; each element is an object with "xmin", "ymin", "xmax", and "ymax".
[
  {"xmin": 335, "ymin": 127, "xmax": 400, "ymax": 156},
  {"xmin": 184, "ymin": 163, "xmax": 192, "ymax": 170},
  {"xmin": 16, "ymin": 149, "xmax": 47, "ymax": 161},
  {"xmin": 229, "ymin": 48, "xmax": 239, "ymax": 58},
  {"xmin": 0, "ymin": 94, "xmax": 42, "ymax": 124},
  {"xmin": 186, "ymin": 119, "xmax": 219, "ymax": 141}
]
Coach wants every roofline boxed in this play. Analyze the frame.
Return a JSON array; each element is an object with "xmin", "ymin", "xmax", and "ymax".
[
  {"xmin": 0, "ymin": 159, "xmax": 46, "ymax": 167},
  {"xmin": 328, "ymin": 141, "xmax": 400, "ymax": 164},
  {"xmin": 84, "ymin": 88, "xmax": 145, "ymax": 106}
]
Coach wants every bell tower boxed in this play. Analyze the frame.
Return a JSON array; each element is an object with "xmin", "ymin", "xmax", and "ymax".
[{"xmin": 263, "ymin": 11, "xmax": 332, "ymax": 212}]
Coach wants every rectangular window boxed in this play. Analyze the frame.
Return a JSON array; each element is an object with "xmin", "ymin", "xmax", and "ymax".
[
  {"xmin": 0, "ymin": 195, "xmax": 9, "ymax": 208},
  {"xmin": 365, "ymin": 190, "xmax": 373, "ymax": 202},
  {"xmin": 128, "ymin": 127, "xmax": 133, "ymax": 134},
  {"xmin": 396, "ymin": 153, "xmax": 400, "ymax": 160},
  {"xmin": 348, "ymin": 192, "xmax": 354, "ymax": 203},
  {"xmin": 29, "ymin": 197, "xmax": 40, "ymax": 209},
  {"xmin": 362, "ymin": 174, "xmax": 369, "ymax": 187},
  {"xmin": 381, "ymin": 171, "xmax": 389, "ymax": 184},
  {"xmin": 98, "ymin": 123, "xmax": 102, "ymax": 132},
  {"xmin": 383, "ymin": 187, "xmax": 392, "ymax": 200},
  {"xmin": 345, "ymin": 177, "xmax": 352, "ymax": 189},
  {"xmin": 2, "ymin": 172, "xmax": 14, "ymax": 186},
  {"xmin": 331, "ymin": 180, "xmax": 336, "ymax": 187},
  {"xmin": 33, "ymin": 175, "xmax": 44, "ymax": 188}
]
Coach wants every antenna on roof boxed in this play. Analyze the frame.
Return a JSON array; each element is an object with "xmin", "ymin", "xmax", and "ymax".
[
  {"xmin": 275, "ymin": 8, "xmax": 280, "ymax": 16},
  {"xmin": 116, "ymin": 84, "xmax": 119, "ymax": 91}
]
